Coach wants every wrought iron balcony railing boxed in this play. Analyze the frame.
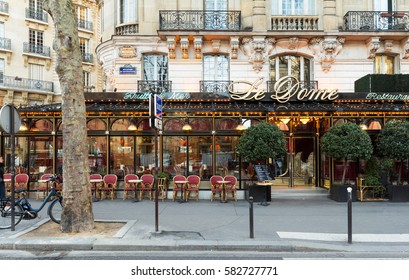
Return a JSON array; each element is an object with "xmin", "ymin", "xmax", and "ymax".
[
  {"xmin": 267, "ymin": 80, "xmax": 318, "ymax": 93},
  {"xmin": 78, "ymin": 19, "xmax": 93, "ymax": 31},
  {"xmin": 200, "ymin": 80, "xmax": 232, "ymax": 95},
  {"xmin": 343, "ymin": 11, "xmax": 409, "ymax": 31},
  {"xmin": 23, "ymin": 43, "xmax": 51, "ymax": 57},
  {"xmin": 115, "ymin": 23, "xmax": 139, "ymax": 35},
  {"xmin": 25, "ymin": 8, "xmax": 48, "ymax": 23},
  {"xmin": 81, "ymin": 53, "xmax": 94, "ymax": 63},
  {"xmin": 0, "ymin": 37, "xmax": 11, "ymax": 50},
  {"xmin": 159, "ymin": 10, "xmax": 241, "ymax": 31},
  {"xmin": 271, "ymin": 15, "xmax": 319, "ymax": 30},
  {"xmin": 0, "ymin": 1, "xmax": 8, "ymax": 14},
  {"xmin": 137, "ymin": 80, "xmax": 172, "ymax": 93},
  {"xmin": 0, "ymin": 72, "xmax": 53, "ymax": 92}
]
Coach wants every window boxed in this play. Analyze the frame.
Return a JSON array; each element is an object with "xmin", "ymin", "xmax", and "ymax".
[
  {"xmin": 83, "ymin": 71, "xmax": 91, "ymax": 88},
  {"xmin": 29, "ymin": 0, "xmax": 43, "ymax": 12},
  {"xmin": 143, "ymin": 54, "xmax": 168, "ymax": 81},
  {"xmin": 29, "ymin": 63, "xmax": 43, "ymax": 81},
  {"xmin": 76, "ymin": 5, "xmax": 89, "ymax": 22},
  {"xmin": 0, "ymin": 22, "xmax": 4, "ymax": 38},
  {"xmin": 374, "ymin": 0, "xmax": 395, "ymax": 11},
  {"xmin": 0, "ymin": 58, "xmax": 4, "ymax": 84},
  {"xmin": 269, "ymin": 55, "xmax": 311, "ymax": 82},
  {"xmin": 118, "ymin": 0, "xmax": 137, "ymax": 24},
  {"xmin": 203, "ymin": 54, "xmax": 229, "ymax": 81},
  {"xmin": 205, "ymin": 0, "xmax": 228, "ymax": 10},
  {"xmin": 374, "ymin": 54, "xmax": 397, "ymax": 74},
  {"xmin": 272, "ymin": 0, "xmax": 316, "ymax": 15}
]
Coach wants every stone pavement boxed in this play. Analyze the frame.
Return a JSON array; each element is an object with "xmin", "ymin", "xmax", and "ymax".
[{"xmin": 1, "ymin": 188, "xmax": 409, "ymax": 252}]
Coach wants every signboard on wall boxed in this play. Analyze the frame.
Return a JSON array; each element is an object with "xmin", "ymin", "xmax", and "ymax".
[{"xmin": 119, "ymin": 64, "xmax": 137, "ymax": 75}]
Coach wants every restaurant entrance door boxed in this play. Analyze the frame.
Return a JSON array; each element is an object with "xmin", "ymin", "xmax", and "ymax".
[{"xmin": 275, "ymin": 136, "xmax": 316, "ymax": 188}]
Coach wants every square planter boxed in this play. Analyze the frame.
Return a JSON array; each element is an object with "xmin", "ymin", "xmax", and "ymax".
[
  {"xmin": 330, "ymin": 184, "xmax": 357, "ymax": 202},
  {"xmin": 246, "ymin": 184, "xmax": 271, "ymax": 202},
  {"xmin": 387, "ymin": 185, "xmax": 409, "ymax": 202}
]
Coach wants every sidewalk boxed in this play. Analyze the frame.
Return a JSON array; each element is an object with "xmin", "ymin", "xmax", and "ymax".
[{"xmin": 2, "ymin": 188, "xmax": 409, "ymax": 252}]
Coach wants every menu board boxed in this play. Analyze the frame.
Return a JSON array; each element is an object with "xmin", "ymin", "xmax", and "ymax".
[{"xmin": 254, "ymin": 164, "xmax": 275, "ymax": 181}]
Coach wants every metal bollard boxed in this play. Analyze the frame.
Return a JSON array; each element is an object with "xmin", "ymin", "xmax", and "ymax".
[
  {"xmin": 249, "ymin": 196, "xmax": 254, "ymax": 239},
  {"xmin": 347, "ymin": 187, "xmax": 352, "ymax": 244}
]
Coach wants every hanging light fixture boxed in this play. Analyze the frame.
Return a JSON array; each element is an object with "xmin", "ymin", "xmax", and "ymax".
[
  {"xmin": 128, "ymin": 122, "xmax": 137, "ymax": 131},
  {"xmin": 278, "ymin": 122, "xmax": 289, "ymax": 131},
  {"xmin": 182, "ymin": 115, "xmax": 192, "ymax": 131},
  {"xmin": 236, "ymin": 115, "xmax": 247, "ymax": 131},
  {"xmin": 299, "ymin": 117, "xmax": 310, "ymax": 125},
  {"xmin": 368, "ymin": 119, "xmax": 382, "ymax": 130},
  {"xmin": 19, "ymin": 123, "xmax": 28, "ymax": 131},
  {"xmin": 280, "ymin": 117, "xmax": 291, "ymax": 124}
]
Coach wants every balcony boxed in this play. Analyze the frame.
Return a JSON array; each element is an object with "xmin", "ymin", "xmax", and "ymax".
[
  {"xmin": 137, "ymin": 80, "xmax": 172, "ymax": 93},
  {"xmin": 159, "ymin": 10, "xmax": 241, "ymax": 31},
  {"xmin": 0, "ymin": 37, "xmax": 11, "ymax": 50},
  {"xmin": 115, "ymin": 23, "xmax": 138, "ymax": 35},
  {"xmin": 271, "ymin": 15, "xmax": 319, "ymax": 30},
  {"xmin": 81, "ymin": 52, "xmax": 94, "ymax": 64},
  {"xmin": 200, "ymin": 80, "xmax": 232, "ymax": 95},
  {"xmin": 23, "ymin": 43, "xmax": 51, "ymax": 57},
  {"xmin": 78, "ymin": 19, "xmax": 93, "ymax": 32},
  {"xmin": 0, "ymin": 1, "xmax": 8, "ymax": 14},
  {"xmin": 343, "ymin": 11, "xmax": 409, "ymax": 31},
  {"xmin": 25, "ymin": 8, "xmax": 48, "ymax": 23},
  {"xmin": 267, "ymin": 80, "xmax": 318, "ymax": 92},
  {"xmin": 0, "ymin": 73, "xmax": 53, "ymax": 92}
]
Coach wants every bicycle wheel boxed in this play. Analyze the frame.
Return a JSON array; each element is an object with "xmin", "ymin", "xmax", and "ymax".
[
  {"xmin": 48, "ymin": 198, "xmax": 63, "ymax": 224},
  {"xmin": 0, "ymin": 200, "xmax": 23, "ymax": 229}
]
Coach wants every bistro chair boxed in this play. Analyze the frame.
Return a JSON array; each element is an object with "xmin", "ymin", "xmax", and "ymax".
[
  {"xmin": 157, "ymin": 177, "xmax": 167, "ymax": 201},
  {"xmin": 3, "ymin": 173, "xmax": 12, "ymax": 196},
  {"xmin": 139, "ymin": 174, "xmax": 154, "ymax": 200},
  {"xmin": 123, "ymin": 174, "xmax": 139, "ymax": 200},
  {"xmin": 100, "ymin": 174, "xmax": 117, "ymax": 200},
  {"xmin": 223, "ymin": 175, "xmax": 237, "ymax": 202},
  {"xmin": 186, "ymin": 175, "xmax": 200, "ymax": 201},
  {"xmin": 172, "ymin": 175, "xmax": 187, "ymax": 201},
  {"xmin": 89, "ymin": 174, "xmax": 103, "ymax": 199},
  {"xmin": 37, "ymin": 173, "xmax": 53, "ymax": 200},
  {"xmin": 209, "ymin": 175, "xmax": 223, "ymax": 202},
  {"xmin": 15, "ymin": 173, "xmax": 29, "ymax": 198}
]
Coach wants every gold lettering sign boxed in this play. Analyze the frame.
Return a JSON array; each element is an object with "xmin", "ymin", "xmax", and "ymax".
[
  {"xmin": 228, "ymin": 76, "xmax": 339, "ymax": 103},
  {"xmin": 119, "ymin": 46, "xmax": 136, "ymax": 58}
]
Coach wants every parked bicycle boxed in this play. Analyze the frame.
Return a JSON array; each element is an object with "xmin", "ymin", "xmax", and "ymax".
[{"xmin": 0, "ymin": 174, "xmax": 63, "ymax": 229}]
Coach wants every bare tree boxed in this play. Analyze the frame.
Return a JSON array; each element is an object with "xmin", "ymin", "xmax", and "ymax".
[{"xmin": 42, "ymin": 0, "xmax": 94, "ymax": 232}]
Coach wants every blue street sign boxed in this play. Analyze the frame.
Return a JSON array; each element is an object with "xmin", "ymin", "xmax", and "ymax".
[{"xmin": 154, "ymin": 94, "xmax": 162, "ymax": 119}]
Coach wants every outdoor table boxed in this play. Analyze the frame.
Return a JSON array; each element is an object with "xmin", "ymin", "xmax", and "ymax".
[
  {"xmin": 90, "ymin": 178, "xmax": 103, "ymax": 202},
  {"xmin": 128, "ymin": 179, "xmax": 143, "ymax": 202},
  {"xmin": 217, "ymin": 180, "xmax": 230, "ymax": 203},
  {"xmin": 174, "ymin": 180, "xmax": 189, "ymax": 202}
]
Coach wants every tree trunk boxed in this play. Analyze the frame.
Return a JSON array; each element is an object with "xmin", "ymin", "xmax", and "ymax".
[{"xmin": 42, "ymin": 0, "xmax": 94, "ymax": 232}]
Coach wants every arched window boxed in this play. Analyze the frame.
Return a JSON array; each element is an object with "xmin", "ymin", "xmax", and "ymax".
[{"xmin": 87, "ymin": 119, "xmax": 107, "ymax": 131}]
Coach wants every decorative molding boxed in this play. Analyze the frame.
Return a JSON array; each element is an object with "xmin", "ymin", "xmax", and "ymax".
[
  {"xmin": 166, "ymin": 36, "xmax": 176, "ymax": 59},
  {"xmin": 180, "ymin": 36, "xmax": 189, "ymax": 59},
  {"xmin": 403, "ymin": 38, "xmax": 409, "ymax": 59},
  {"xmin": 367, "ymin": 37, "xmax": 380, "ymax": 59},
  {"xmin": 384, "ymin": 40, "xmax": 394, "ymax": 52},
  {"xmin": 288, "ymin": 37, "xmax": 299, "ymax": 50},
  {"xmin": 119, "ymin": 45, "xmax": 137, "ymax": 58},
  {"xmin": 193, "ymin": 36, "xmax": 202, "ymax": 59},
  {"xmin": 240, "ymin": 36, "xmax": 276, "ymax": 73},
  {"xmin": 230, "ymin": 36, "xmax": 239, "ymax": 59},
  {"xmin": 309, "ymin": 36, "xmax": 345, "ymax": 73},
  {"xmin": 212, "ymin": 40, "xmax": 221, "ymax": 52}
]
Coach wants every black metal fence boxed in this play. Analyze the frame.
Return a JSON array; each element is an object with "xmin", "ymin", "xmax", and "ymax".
[
  {"xmin": 343, "ymin": 11, "xmax": 409, "ymax": 31},
  {"xmin": 137, "ymin": 80, "xmax": 172, "ymax": 93},
  {"xmin": 0, "ymin": 72, "xmax": 53, "ymax": 92}
]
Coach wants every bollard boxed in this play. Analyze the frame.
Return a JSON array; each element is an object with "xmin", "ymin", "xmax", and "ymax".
[
  {"xmin": 249, "ymin": 196, "xmax": 254, "ymax": 239},
  {"xmin": 347, "ymin": 187, "xmax": 352, "ymax": 244}
]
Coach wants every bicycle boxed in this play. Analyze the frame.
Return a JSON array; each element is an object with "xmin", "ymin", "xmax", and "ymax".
[{"xmin": 0, "ymin": 174, "xmax": 63, "ymax": 229}]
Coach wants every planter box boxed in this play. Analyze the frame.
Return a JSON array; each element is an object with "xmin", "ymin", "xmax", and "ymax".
[
  {"xmin": 330, "ymin": 184, "xmax": 357, "ymax": 202},
  {"xmin": 387, "ymin": 185, "xmax": 409, "ymax": 202},
  {"xmin": 246, "ymin": 184, "xmax": 271, "ymax": 202}
]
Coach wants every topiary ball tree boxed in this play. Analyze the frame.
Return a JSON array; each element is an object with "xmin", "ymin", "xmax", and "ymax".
[
  {"xmin": 320, "ymin": 122, "xmax": 373, "ymax": 185},
  {"xmin": 236, "ymin": 122, "xmax": 287, "ymax": 163},
  {"xmin": 376, "ymin": 120, "xmax": 409, "ymax": 184}
]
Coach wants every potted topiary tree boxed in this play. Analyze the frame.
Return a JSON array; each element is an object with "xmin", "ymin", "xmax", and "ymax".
[
  {"xmin": 320, "ymin": 122, "xmax": 373, "ymax": 201},
  {"xmin": 376, "ymin": 120, "xmax": 409, "ymax": 202},
  {"xmin": 236, "ymin": 122, "xmax": 287, "ymax": 202}
]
